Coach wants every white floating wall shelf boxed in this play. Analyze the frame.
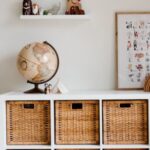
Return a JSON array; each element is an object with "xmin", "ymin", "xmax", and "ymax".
[{"xmin": 20, "ymin": 15, "xmax": 90, "ymax": 20}]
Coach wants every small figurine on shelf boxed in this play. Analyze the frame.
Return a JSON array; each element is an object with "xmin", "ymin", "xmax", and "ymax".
[
  {"xmin": 65, "ymin": 0, "xmax": 85, "ymax": 15},
  {"xmin": 32, "ymin": 3, "xmax": 39, "ymax": 15},
  {"xmin": 43, "ymin": 10, "xmax": 49, "ymax": 15},
  {"xmin": 39, "ymin": 8, "xmax": 44, "ymax": 15},
  {"xmin": 48, "ymin": 1, "xmax": 61, "ymax": 15},
  {"xmin": 22, "ymin": 0, "xmax": 33, "ymax": 15},
  {"xmin": 44, "ymin": 83, "xmax": 52, "ymax": 94},
  {"xmin": 51, "ymin": 79, "xmax": 68, "ymax": 94}
]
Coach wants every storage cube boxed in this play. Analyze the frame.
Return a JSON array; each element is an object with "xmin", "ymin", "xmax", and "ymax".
[
  {"xmin": 103, "ymin": 100, "xmax": 148, "ymax": 144},
  {"xmin": 55, "ymin": 100, "xmax": 100, "ymax": 144},
  {"xmin": 104, "ymin": 149, "xmax": 148, "ymax": 150},
  {"xmin": 7, "ymin": 100, "xmax": 50, "ymax": 145}
]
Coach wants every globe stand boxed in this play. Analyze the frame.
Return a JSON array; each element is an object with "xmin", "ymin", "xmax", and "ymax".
[{"xmin": 24, "ymin": 81, "xmax": 44, "ymax": 94}]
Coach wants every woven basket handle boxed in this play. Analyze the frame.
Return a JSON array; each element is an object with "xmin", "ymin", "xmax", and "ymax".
[
  {"xmin": 24, "ymin": 104, "xmax": 34, "ymax": 109},
  {"xmin": 119, "ymin": 103, "xmax": 132, "ymax": 108},
  {"xmin": 72, "ymin": 103, "xmax": 83, "ymax": 109}
]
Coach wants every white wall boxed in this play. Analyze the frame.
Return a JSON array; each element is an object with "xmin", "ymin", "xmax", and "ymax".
[{"xmin": 0, "ymin": 0, "xmax": 150, "ymax": 93}]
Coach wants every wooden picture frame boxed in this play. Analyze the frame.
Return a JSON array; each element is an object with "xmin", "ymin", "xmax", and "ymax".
[{"xmin": 116, "ymin": 12, "xmax": 150, "ymax": 90}]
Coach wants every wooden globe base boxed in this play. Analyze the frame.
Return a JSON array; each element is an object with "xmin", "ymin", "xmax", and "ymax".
[{"xmin": 24, "ymin": 81, "xmax": 44, "ymax": 94}]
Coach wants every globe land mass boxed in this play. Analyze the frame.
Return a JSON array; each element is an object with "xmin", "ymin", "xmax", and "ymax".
[{"xmin": 17, "ymin": 42, "xmax": 58, "ymax": 84}]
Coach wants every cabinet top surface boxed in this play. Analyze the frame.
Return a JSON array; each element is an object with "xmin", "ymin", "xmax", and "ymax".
[{"xmin": 1, "ymin": 90, "xmax": 150, "ymax": 100}]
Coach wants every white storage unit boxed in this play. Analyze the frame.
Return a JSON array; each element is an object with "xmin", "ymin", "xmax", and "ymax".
[{"xmin": 0, "ymin": 90, "xmax": 150, "ymax": 150}]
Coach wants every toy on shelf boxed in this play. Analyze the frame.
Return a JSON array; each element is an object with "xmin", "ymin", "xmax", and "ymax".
[
  {"xmin": 48, "ymin": 2, "xmax": 61, "ymax": 15},
  {"xmin": 22, "ymin": 0, "xmax": 33, "ymax": 15},
  {"xmin": 51, "ymin": 79, "xmax": 68, "ymax": 94},
  {"xmin": 65, "ymin": 0, "xmax": 85, "ymax": 15},
  {"xmin": 44, "ymin": 83, "xmax": 52, "ymax": 94},
  {"xmin": 39, "ymin": 8, "xmax": 44, "ymax": 15},
  {"xmin": 22, "ymin": 0, "xmax": 62, "ymax": 16},
  {"xmin": 32, "ymin": 3, "xmax": 39, "ymax": 15}
]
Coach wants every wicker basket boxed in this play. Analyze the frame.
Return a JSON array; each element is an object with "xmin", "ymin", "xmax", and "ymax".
[
  {"xmin": 55, "ymin": 100, "xmax": 99, "ymax": 144},
  {"xmin": 7, "ymin": 100, "xmax": 50, "ymax": 145},
  {"xmin": 103, "ymin": 148, "xmax": 148, "ymax": 150},
  {"xmin": 103, "ymin": 100, "xmax": 148, "ymax": 144}
]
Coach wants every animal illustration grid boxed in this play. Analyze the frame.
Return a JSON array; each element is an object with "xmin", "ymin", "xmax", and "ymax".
[{"xmin": 118, "ymin": 14, "xmax": 150, "ymax": 88}]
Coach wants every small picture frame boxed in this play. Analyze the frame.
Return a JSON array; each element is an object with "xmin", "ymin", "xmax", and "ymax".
[{"xmin": 116, "ymin": 12, "xmax": 150, "ymax": 89}]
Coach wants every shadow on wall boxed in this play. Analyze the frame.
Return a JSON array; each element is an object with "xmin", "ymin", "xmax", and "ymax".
[{"xmin": 0, "ymin": 55, "xmax": 23, "ymax": 93}]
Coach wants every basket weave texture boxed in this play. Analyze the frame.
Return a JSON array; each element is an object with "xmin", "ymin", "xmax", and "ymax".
[
  {"xmin": 55, "ymin": 100, "xmax": 99, "ymax": 144},
  {"xmin": 103, "ymin": 100, "xmax": 148, "ymax": 144},
  {"xmin": 104, "ymin": 149, "xmax": 148, "ymax": 150},
  {"xmin": 7, "ymin": 101, "xmax": 50, "ymax": 145}
]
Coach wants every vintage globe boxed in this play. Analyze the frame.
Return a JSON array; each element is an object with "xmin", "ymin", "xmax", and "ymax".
[{"xmin": 17, "ymin": 41, "xmax": 59, "ymax": 93}]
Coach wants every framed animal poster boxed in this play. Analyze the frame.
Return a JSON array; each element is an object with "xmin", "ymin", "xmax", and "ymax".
[{"xmin": 116, "ymin": 12, "xmax": 150, "ymax": 89}]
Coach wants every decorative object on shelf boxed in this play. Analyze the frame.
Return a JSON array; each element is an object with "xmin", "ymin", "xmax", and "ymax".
[
  {"xmin": 39, "ymin": 8, "xmax": 44, "ymax": 15},
  {"xmin": 22, "ymin": 0, "xmax": 33, "ymax": 15},
  {"xmin": 32, "ymin": 3, "xmax": 39, "ymax": 15},
  {"xmin": 144, "ymin": 74, "xmax": 150, "ymax": 91},
  {"xmin": 51, "ymin": 79, "xmax": 68, "ymax": 94},
  {"xmin": 44, "ymin": 83, "xmax": 52, "ymax": 94},
  {"xmin": 65, "ymin": 0, "xmax": 85, "ymax": 15},
  {"xmin": 17, "ymin": 41, "xmax": 59, "ymax": 94},
  {"xmin": 22, "ymin": 0, "xmax": 62, "ymax": 16},
  {"xmin": 43, "ymin": 10, "xmax": 49, "ymax": 15},
  {"xmin": 48, "ymin": 0, "xmax": 62, "ymax": 15},
  {"xmin": 116, "ymin": 12, "xmax": 150, "ymax": 89}
]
